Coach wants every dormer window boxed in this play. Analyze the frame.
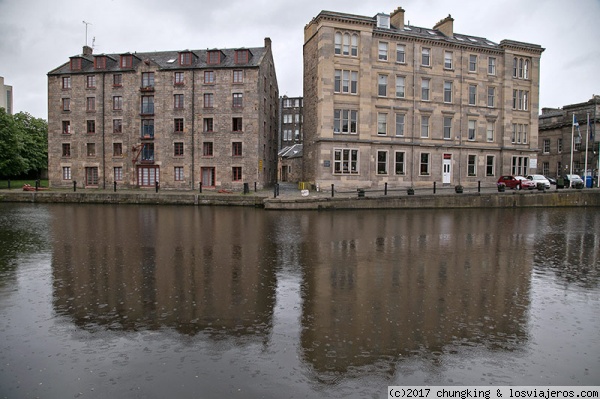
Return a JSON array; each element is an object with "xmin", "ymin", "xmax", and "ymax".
[
  {"xmin": 235, "ymin": 49, "xmax": 249, "ymax": 64},
  {"xmin": 376, "ymin": 13, "xmax": 390, "ymax": 29},
  {"xmin": 70, "ymin": 58, "xmax": 82, "ymax": 71},
  {"xmin": 120, "ymin": 55, "xmax": 133, "ymax": 68},
  {"xmin": 179, "ymin": 52, "xmax": 192, "ymax": 66},
  {"xmin": 207, "ymin": 50, "xmax": 221, "ymax": 65},
  {"xmin": 95, "ymin": 56, "xmax": 106, "ymax": 69}
]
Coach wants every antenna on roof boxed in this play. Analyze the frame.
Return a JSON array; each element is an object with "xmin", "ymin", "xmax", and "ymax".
[{"xmin": 82, "ymin": 20, "xmax": 92, "ymax": 46}]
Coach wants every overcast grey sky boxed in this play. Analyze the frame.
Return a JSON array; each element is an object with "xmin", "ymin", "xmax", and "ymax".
[{"xmin": 1, "ymin": 0, "xmax": 599, "ymax": 119}]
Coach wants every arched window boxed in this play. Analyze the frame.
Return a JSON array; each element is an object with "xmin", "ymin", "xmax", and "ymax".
[
  {"xmin": 523, "ymin": 60, "xmax": 529, "ymax": 79},
  {"xmin": 513, "ymin": 58, "xmax": 518, "ymax": 77},
  {"xmin": 334, "ymin": 32, "xmax": 342, "ymax": 55},
  {"xmin": 518, "ymin": 58, "xmax": 524, "ymax": 78},
  {"xmin": 343, "ymin": 33, "xmax": 350, "ymax": 56},
  {"xmin": 351, "ymin": 34, "xmax": 358, "ymax": 56}
]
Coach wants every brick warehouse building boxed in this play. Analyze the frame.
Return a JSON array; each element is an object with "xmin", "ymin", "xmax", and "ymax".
[
  {"xmin": 303, "ymin": 7, "xmax": 544, "ymax": 189},
  {"xmin": 48, "ymin": 38, "xmax": 279, "ymax": 190}
]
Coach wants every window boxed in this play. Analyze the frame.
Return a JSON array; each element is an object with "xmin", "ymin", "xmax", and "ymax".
[
  {"xmin": 421, "ymin": 78, "xmax": 430, "ymax": 101},
  {"xmin": 395, "ymin": 113, "xmax": 405, "ymax": 136},
  {"xmin": 62, "ymin": 166, "xmax": 71, "ymax": 180},
  {"xmin": 113, "ymin": 96, "xmax": 123, "ymax": 110},
  {"xmin": 378, "ymin": 42, "xmax": 388, "ymax": 61},
  {"xmin": 86, "ymin": 97, "xmax": 95, "ymax": 112},
  {"xmin": 70, "ymin": 58, "xmax": 81, "ymax": 71},
  {"xmin": 174, "ymin": 72, "xmax": 184, "ymax": 85},
  {"xmin": 232, "ymin": 117, "xmax": 243, "ymax": 132},
  {"xmin": 333, "ymin": 109, "xmax": 358, "ymax": 134},
  {"xmin": 232, "ymin": 142, "xmax": 242, "ymax": 156},
  {"xmin": 174, "ymin": 167, "xmax": 183, "ymax": 181},
  {"xmin": 395, "ymin": 151, "xmax": 405, "ymax": 175},
  {"xmin": 334, "ymin": 69, "xmax": 358, "ymax": 94},
  {"xmin": 444, "ymin": 81, "xmax": 452, "ymax": 103},
  {"xmin": 395, "ymin": 76, "xmax": 405, "ymax": 98},
  {"xmin": 334, "ymin": 32, "xmax": 342, "ymax": 55},
  {"xmin": 174, "ymin": 118, "xmax": 184, "ymax": 133},
  {"xmin": 443, "ymin": 117, "xmax": 452, "ymax": 139},
  {"xmin": 233, "ymin": 93, "xmax": 243, "ymax": 108},
  {"xmin": 350, "ymin": 34, "xmax": 358, "ymax": 56},
  {"xmin": 444, "ymin": 51, "xmax": 453, "ymax": 69},
  {"xmin": 486, "ymin": 156, "xmax": 495, "ymax": 176},
  {"xmin": 511, "ymin": 156, "xmax": 529, "ymax": 176},
  {"xmin": 142, "ymin": 119, "xmax": 154, "ymax": 138},
  {"xmin": 378, "ymin": 74, "xmax": 387, "ymax": 96},
  {"xmin": 112, "ymin": 166, "xmax": 122, "ymax": 181},
  {"xmin": 487, "ymin": 87, "xmax": 495, "ymax": 107},
  {"xmin": 120, "ymin": 55, "xmax": 132, "ymax": 68},
  {"xmin": 113, "ymin": 142, "xmax": 122, "ymax": 157},
  {"xmin": 512, "ymin": 90, "xmax": 529, "ymax": 110},
  {"xmin": 487, "ymin": 121, "xmax": 495, "ymax": 142},
  {"xmin": 113, "ymin": 119, "xmax": 122, "ymax": 134},
  {"xmin": 377, "ymin": 113, "xmax": 387, "ymax": 136},
  {"xmin": 468, "ymin": 85, "xmax": 477, "ymax": 105},
  {"xmin": 469, "ymin": 55, "xmax": 477, "ymax": 72},
  {"xmin": 113, "ymin": 74, "xmax": 122, "ymax": 87},
  {"xmin": 142, "ymin": 72, "xmax": 154, "ymax": 88},
  {"xmin": 141, "ymin": 96, "xmax": 154, "ymax": 114},
  {"xmin": 333, "ymin": 149, "xmax": 359, "ymax": 174},
  {"xmin": 396, "ymin": 44, "xmax": 406, "ymax": 63},
  {"xmin": 62, "ymin": 98, "xmax": 70, "ymax": 112},
  {"xmin": 87, "ymin": 120, "xmax": 95, "ymax": 134},
  {"xmin": 513, "ymin": 58, "xmax": 530, "ymax": 79},
  {"xmin": 235, "ymin": 49, "xmax": 249, "ymax": 64},
  {"xmin": 542, "ymin": 162, "xmax": 550, "ymax": 176},
  {"xmin": 86, "ymin": 167, "xmax": 99, "ymax": 186},
  {"xmin": 203, "ymin": 118, "xmax": 214, "ymax": 132},
  {"xmin": 86, "ymin": 75, "xmax": 96, "ymax": 89},
  {"xmin": 336, "ymin": 32, "xmax": 358, "ymax": 57},
  {"xmin": 421, "ymin": 115, "xmax": 429, "ymax": 138},
  {"xmin": 62, "ymin": 121, "xmax": 71, "ymax": 134},
  {"xmin": 377, "ymin": 151, "xmax": 388, "ymax": 174},
  {"xmin": 488, "ymin": 57, "xmax": 496, "ymax": 75},
  {"xmin": 203, "ymin": 142, "xmax": 213, "ymax": 156},
  {"xmin": 204, "ymin": 71, "xmax": 215, "ymax": 84},
  {"xmin": 62, "ymin": 143, "xmax": 71, "ymax": 157},
  {"xmin": 174, "ymin": 142, "xmax": 184, "ymax": 157},
  {"xmin": 468, "ymin": 155, "xmax": 477, "ymax": 176},
  {"xmin": 421, "ymin": 48, "xmax": 430, "ymax": 66},
  {"xmin": 233, "ymin": 70, "xmax": 243, "ymax": 83},
  {"xmin": 557, "ymin": 138, "xmax": 563, "ymax": 153},
  {"xmin": 420, "ymin": 153, "xmax": 430, "ymax": 175},
  {"xmin": 543, "ymin": 138, "xmax": 551, "ymax": 153},
  {"xmin": 95, "ymin": 56, "xmax": 106, "ymax": 69},
  {"xmin": 180, "ymin": 52, "xmax": 192, "ymax": 66},
  {"xmin": 207, "ymin": 51, "xmax": 220, "ymax": 64},
  {"xmin": 87, "ymin": 143, "xmax": 96, "ymax": 157},
  {"xmin": 232, "ymin": 167, "xmax": 242, "ymax": 182},
  {"xmin": 468, "ymin": 120, "xmax": 476, "ymax": 141},
  {"xmin": 62, "ymin": 76, "xmax": 71, "ymax": 89},
  {"xmin": 204, "ymin": 93, "xmax": 214, "ymax": 108},
  {"xmin": 141, "ymin": 143, "xmax": 154, "ymax": 162},
  {"xmin": 174, "ymin": 94, "xmax": 184, "ymax": 109}
]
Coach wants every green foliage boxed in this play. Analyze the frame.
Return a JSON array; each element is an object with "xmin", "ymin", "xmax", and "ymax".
[{"xmin": 0, "ymin": 108, "xmax": 48, "ymax": 177}]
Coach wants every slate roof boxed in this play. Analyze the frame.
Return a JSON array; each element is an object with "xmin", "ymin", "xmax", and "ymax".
[
  {"xmin": 278, "ymin": 144, "xmax": 303, "ymax": 159},
  {"xmin": 48, "ymin": 47, "xmax": 268, "ymax": 75}
]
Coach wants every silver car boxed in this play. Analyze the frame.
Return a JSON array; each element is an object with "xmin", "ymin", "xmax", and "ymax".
[{"xmin": 527, "ymin": 174, "xmax": 551, "ymax": 189}]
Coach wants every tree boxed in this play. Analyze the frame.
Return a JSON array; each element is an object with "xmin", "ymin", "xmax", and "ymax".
[
  {"xmin": 0, "ymin": 108, "xmax": 27, "ymax": 177},
  {"xmin": 0, "ymin": 109, "xmax": 48, "ymax": 178}
]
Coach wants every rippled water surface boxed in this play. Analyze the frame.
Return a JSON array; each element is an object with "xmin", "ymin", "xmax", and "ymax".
[{"xmin": 0, "ymin": 204, "xmax": 598, "ymax": 398}]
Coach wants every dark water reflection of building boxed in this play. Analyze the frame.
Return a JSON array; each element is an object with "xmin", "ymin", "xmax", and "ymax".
[
  {"xmin": 299, "ymin": 209, "xmax": 534, "ymax": 376},
  {"xmin": 51, "ymin": 205, "xmax": 278, "ymax": 338}
]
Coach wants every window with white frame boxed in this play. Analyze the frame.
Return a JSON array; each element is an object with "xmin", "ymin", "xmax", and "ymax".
[
  {"xmin": 543, "ymin": 139, "xmax": 550, "ymax": 153},
  {"xmin": 487, "ymin": 121, "xmax": 495, "ymax": 142},
  {"xmin": 513, "ymin": 57, "xmax": 530, "ymax": 79},
  {"xmin": 421, "ymin": 115, "xmax": 429, "ymax": 138},
  {"xmin": 420, "ymin": 153, "xmax": 430, "ymax": 175},
  {"xmin": 377, "ymin": 113, "xmax": 387, "ymax": 135},
  {"xmin": 334, "ymin": 109, "xmax": 358, "ymax": 134},
  {"xmin": 468, "ymin": 85, "xmax": 477, "ymax": 105},
  {"xmin": 487, "ymin": 87, "xmax": 495, "ymax": 107},
  {"xmin": 378, "ymin": 74, "xmax": 387, "ymax": 96},
  {"xmin": 395, "ymin": 76, "xmax": 405, "ymax": 98},
  {"xmin": 334, "ymin": 69, "xmax": 358, "ymax": 94},
  {"xmin": 378, "ymin": 42, "xmax": 388, "ymax": 61},
  {"xmin": 512, "ymin": 90, "xmax": 529, "ymax": 110},
  {"xmin": 511, "ymin": 156, "xmax": 529, "ymax": 176},
  {"xmin": 395, "ymin": 151, "xmax": 405, "ymax": 175},
  {"xmin": 468, "ymin": 120, "xmax": 476, "ymax": 141},
  {"xmin": 114, "ymin": 166, "xmax": 123, "ymax": 181},
  {"xmin": 468, "ymin": 155, "xmax": 477, "ymax": 176},
  {"xmin": 333, "ymin": 149, "xmax": 359, "ymax": 174},
  {"xmin": 421, "ymin": 78, "xmax": 430, "ymax": 101},
  {"xmin": 469, "ymin": 54, "xmax": 477, "ymax": 72},
  {"xmin": 557, "ymin": 138, "xmax": 563, "ymax": 153},
  {"xmin": 488, "ymin": 57, "xmax": 496, "ymax": 75},
  {"xmin": 62, "ymin": 166, "xmax": 71, "ymax": 180},
  {"xmin": 174, "ymin": 166, "xmax": 183, "ymax": 181},
  {"xmin": 444, "ymin": 51, "xmax": 453, "ymax": 69},
  {"xmin": 335, "ymin": 32, "xmax": 358, "ymax": 57},
  {"xmin": 395, "ymin": 113, "xmax": 405, "ymax": 136},
  {"xmin": 486, "ymin": 155, "xmax": 495, "ymax": 176},
  {"xmin": 421, "ymin": 48, "xmax": 430, "ymax": 66},
  {"xmin": 512, "ymin": 123, "xmax": 529, "ymax": 144},
  {"xmin": 444, "ymin": 81, "xmax": 452, "ymax": 103},
  {"xmin": 396, "ymin": 44, "xmax": 406, "ymax": 63},
  {"xmin": 443, "ymin": 116, "xmax": 452, "ymax": 139},
  {"xmin": 377, "ymin": 151, "xmax": 388, "ymax": 174}
]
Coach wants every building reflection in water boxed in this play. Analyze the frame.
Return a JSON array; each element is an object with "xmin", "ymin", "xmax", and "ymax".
[{"xmin": 51, "ymin": 205, "xmax": 277, "ymax": 338}]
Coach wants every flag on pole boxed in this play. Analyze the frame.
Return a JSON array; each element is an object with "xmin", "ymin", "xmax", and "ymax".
[{"xmin": 574, "ymin": 115, "xmax": 582, "ymax": 144}]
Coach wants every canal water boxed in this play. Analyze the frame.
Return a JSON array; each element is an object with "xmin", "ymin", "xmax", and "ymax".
[{"xmin": 0, "ymin": 203, "xmax": 598, "ymax": 398}]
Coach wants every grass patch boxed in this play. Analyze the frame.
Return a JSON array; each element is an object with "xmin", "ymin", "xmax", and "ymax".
[{"xmin": 0, "ymin": 179, "xmax": 49, "ymax": 189}]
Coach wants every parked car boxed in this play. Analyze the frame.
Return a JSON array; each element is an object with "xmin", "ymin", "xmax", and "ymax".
[
  {"xmin": 545, "ymin": 176, "xmax": 557, "ymax": 185},
  {"xmin": 564, "ymin": 174, "xmax": 584, "ymax": 188},
  {"xmin": 526, "ymin": 174, "xmax": 551, "ymax": 189},
  {"xmin": 497, "ymin": 175, "xmax": 534, "ymax": 190},
  {"xmin": 515, "ymin": 176, "xmax": 536, "ymax": 189}
]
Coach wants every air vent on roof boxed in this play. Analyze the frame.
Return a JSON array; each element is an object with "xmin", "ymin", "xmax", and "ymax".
[
  {"xmin": 455, "ymin": 36, "xmax": 465, "ymax": 41},
  {"xmin": 428, "ymin": 30, "xmax": 437, "ymax": 35},
  {"xmin": 167, "ymin": 58, "xmax": 176, "ymax": 63},
  {"xmin": 468, "ymin": 38, "xmax": 478, "ymax": 43}
]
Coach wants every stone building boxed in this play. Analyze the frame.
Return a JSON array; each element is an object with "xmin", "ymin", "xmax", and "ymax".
[
  {"xmin": 0, "ymin": 76, "xmax": 13, "ymax": 114},
  {"xmin": 303, "ymin": 7, "xmax": 544, "ymax": 189},
  {"xmin": 47, "ymin": 39, "xmax": 279, "ymax": 190},
  {"xmin": 538, "ymin": 96, "xmax": 599, "ymax": 180},
  {"xmin": 278, "ymin": 95, "xmax": 304, "ymax": 182}
]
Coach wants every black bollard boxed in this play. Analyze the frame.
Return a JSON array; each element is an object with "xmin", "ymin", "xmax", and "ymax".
[
  {"xmin": 331, "ymin": 184, "xmax": 335, "ymax": 198},
  {"xmin": 273, "ymin": 184, "xmax": 278, "ymax": 198},
  {"xmin": 114, "ymin": 181, "xmax": 117, "ymax": 192},
  {"xmin": 155, "ymin": 180, "xmax": 159, "ymax": 193},
  {"xmin": 384, "ymin": 182, "xmax": 388, "ymax": 196},
  {"xmin": 254, "ymin": 182, "xmax": 257, "ymax": 192},
  {"xmin": 73, "ymin": 181, "xmax": 77, "ymax": 192},
  {"xmin": 433, "ymin": 181, "xmax": 436, "ymax": 194},
  {"xmin": 478, "ymin": 181, "xmax": 481, "ymax": 193},
  {"xmin": 199, "ymin": 181, "xmax": 203, "ymax": 193}
]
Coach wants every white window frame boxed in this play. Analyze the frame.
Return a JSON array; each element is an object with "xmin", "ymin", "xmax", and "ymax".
[
  {"xmin": 333, "ymin": 148, "xmax": 359, "ymax": 174},
  {"xmin": 377, "ymin": 150, "xmax": 388, "ymax": 175}
]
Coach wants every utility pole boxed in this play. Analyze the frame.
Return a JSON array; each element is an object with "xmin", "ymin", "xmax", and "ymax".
[{"xmin": 82, "ymin": 21, "xmax": 92, "ymax": 47}]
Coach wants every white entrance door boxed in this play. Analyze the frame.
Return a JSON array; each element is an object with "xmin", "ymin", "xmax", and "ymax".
[{"xmin": 443, "ymin": 155, "xmax": 452, "ymax": 184}]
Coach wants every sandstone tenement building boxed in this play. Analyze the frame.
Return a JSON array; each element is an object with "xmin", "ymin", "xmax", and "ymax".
[
  {"xmin": 47, "ymin": 39, "xmax": 278, "ymax": 190},
  {"xmin": 303, "ymin": 7, "xmax": 544, "ymax": 189}
]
